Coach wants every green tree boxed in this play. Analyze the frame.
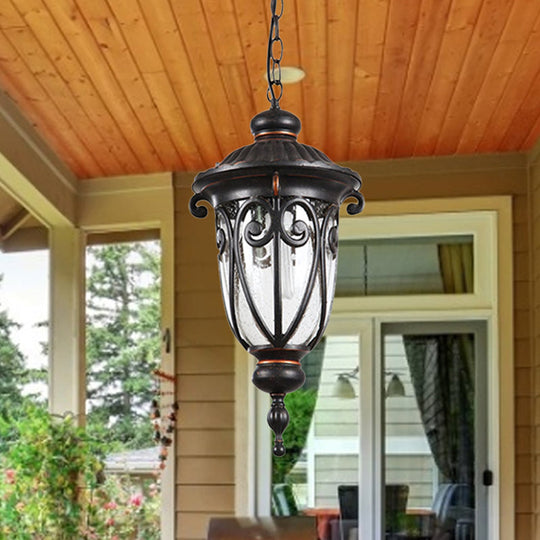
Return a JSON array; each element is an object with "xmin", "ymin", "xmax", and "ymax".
[
  {"xmin": 272, "ymin": 388, "xmax": 317, "ymax": 485},
  {"xmin": 86, "ymin": 242, "xmax": 161, "ymax": 450},
  {"xmin": 0, "ymin": 279, "xmax": 35, "ymax": 415}
]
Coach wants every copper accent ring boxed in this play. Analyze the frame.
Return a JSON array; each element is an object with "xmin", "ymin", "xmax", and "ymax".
[
  {"xmin": 254, "ymin": 130, "xmax": 298, "ymax": 138},
  {"xmin": 256, "ymin": 359, "xmax": 300, "ymax": 366}
]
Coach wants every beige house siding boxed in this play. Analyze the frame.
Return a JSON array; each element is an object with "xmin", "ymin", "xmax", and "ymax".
[
  {"xmin": 174, "ymin": 153, "xmax": 531, "ymax": 539},
  {"xmin": 528, "ymin": 145, "xmax": 540, "ymax": 540},
  {"xmin": 174, "ymin": 173, "xmax": 236, "ymax": 539}
]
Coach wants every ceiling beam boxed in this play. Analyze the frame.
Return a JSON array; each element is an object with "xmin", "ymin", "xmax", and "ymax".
[
  {"xmin": 0, "ymin": 207, "xmax": 30, "ymax": 241},
  {"xmin": 0, "ymin": 90, "xmax": 76, "ymax": 227},
  {"xmin": 77, "ymin": 172, "xmax": 172, "ymax": 232}
]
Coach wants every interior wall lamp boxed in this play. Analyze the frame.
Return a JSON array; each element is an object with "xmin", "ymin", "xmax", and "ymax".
[
  {"xmin": 333, "ymin": 368, "xmax": 406, "ymax": 399},
  {"xmin": 190, "ymin": 0, "xmax": 364, "ymax": 456}
]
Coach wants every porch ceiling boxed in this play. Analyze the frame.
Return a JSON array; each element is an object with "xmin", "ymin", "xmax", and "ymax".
[{"xmin": 0, "ymin": 0, "xmax": 539, "ymax": 179}]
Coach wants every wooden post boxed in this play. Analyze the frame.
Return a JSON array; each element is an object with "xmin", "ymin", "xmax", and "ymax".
[{"xmin": 48, "ymin": 226, "xmax": 85, "ymax": 420}]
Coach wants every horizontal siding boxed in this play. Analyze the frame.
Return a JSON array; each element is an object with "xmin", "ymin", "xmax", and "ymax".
[
  {"xmin": 314, "ymin": 336, "xmax": 359, "ymax": 437},
  {"xmin": 174, "ymin": 180, "xmax": 235, "ymax": 539},
  {"xmin": 176, "ymin": 457, "xmax": 235, "ymax": 485},
  {"xmin": 314, "ymin": 455, "xmax": 434, "ymax": 509},
  {"xmin": 530, "ymin": 156, "xmax": 540, "ymax": 537},
  {"xmin": 176, "ymin": 429, "xmax": 234, "ymax": 457},
  {"xmin": 313, "ymin": 335, "xmax": 427, "ymax": 437},
  {"xmin": 177, "ymin": 486, "xmax": 235, "ymax": 513},
  {"xmin": 176, "ymin": 512, "xmax": 231, "ymax": 540},
  {"xmin": 386, "ymin": 455, "xmax": 436, "ymax": 508},
  {"xmin": 176, "ymin": 347, "xmax": 235, "ymax": 375}
]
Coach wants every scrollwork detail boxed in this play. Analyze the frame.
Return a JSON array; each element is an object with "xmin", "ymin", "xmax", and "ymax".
[
  {"xmin": 279, "ymin": 198, "xmax": 313, "ymax": 248},
  {"xmin": 328, "ymin": 225, "xmax": 338, "ymax": 257},
  {"xmin": 189, "ymin": 193, "xmax": 209, "ymax": 218},
  {"xmin": 344, "ymin": 191, "xmax": 365, "ymax": 215},
  {"xmin": 239, "ymin": 198, "xmax": 274, "ymax": 248}
]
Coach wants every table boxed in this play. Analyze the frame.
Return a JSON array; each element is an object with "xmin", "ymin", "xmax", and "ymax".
[
  {"xmin": 302, "ymin": 508, "xmax": 341, "ymax": 540},
  {"xmin": 207, "ymin": 516, "xmax": 317, "ymax": 539}
]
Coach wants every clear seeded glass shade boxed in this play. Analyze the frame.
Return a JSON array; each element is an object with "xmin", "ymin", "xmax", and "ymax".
[{"xmin": 215, "ymin": 195, "xmax": 339, "ymax": 358}]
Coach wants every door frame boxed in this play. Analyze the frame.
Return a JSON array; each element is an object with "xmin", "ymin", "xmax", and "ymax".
[
  {"xmin": 235, "ymin": 196, "xmax": 513, "ymax": 540},
  {"xmin": 382, "ymin": 319, "xmax": 490, "ymax": 540}
]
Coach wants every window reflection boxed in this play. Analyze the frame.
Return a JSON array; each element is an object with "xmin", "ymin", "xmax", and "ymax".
[{"xmin": 336, "ymin": 235, "xmax": 474, "ymax": 296}]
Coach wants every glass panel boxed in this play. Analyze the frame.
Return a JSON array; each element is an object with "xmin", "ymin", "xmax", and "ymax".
[
  {"xmin": 271, "ymin": 335, "xmax": 361, "ymax": 540},
  {"xmin": 336, "ymin": 235, "xmax": 474, "ymax": 296},
  {"xmin": 218, "ymin": 197, "xmax": 339, "ymax": 350},
  {"xmin": 235, "ymin": 201, "xmax": 275, "ymax": 345},
  {"xmin": 383, "ymin": 332, "xmax": 476, "ymax": 540}
]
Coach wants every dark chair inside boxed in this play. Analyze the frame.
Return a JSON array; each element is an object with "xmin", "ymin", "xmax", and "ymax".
[{"xmin": 337, "ymin": 485, "xmax": 359, "ymax": 540}]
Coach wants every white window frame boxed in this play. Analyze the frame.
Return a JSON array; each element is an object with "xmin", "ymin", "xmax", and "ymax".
[
  {"xmin": 236, "ymin": 196, "xmax": 513, "ymax": 540},
  {"xmin": 78, "ymin": 173, "xmax": 176, "ymax": 540}
]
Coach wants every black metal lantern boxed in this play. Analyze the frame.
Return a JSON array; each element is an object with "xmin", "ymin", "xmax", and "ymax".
[{"xmin": 190, "ymin": 0, "xmax": 364, "ymax": 456}]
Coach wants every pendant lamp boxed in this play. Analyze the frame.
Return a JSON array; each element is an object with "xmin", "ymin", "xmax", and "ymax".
[{"xmin": 190, "ymin": 0, "xmax": 364, "ymax": 456}]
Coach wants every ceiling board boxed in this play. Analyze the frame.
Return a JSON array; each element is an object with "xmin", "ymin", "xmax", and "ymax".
[
  {"xmin": 369, "ymin": 0, "xmax": 422, "ymax": 158},
  {"xmin": 391, "ymin": 0, "xmax": 452, "ymax": 158},
  {"xmin": 0, "ymin": 0, "xmax": 537, "ymax": 178}
]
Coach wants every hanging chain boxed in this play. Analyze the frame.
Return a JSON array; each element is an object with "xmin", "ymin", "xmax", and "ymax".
[{"xmin": 266, "ymin": 0, "xmax": 284, "ymax": 108}]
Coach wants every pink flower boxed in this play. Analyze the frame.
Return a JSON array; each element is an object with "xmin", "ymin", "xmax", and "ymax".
[
  {"xmin": 5, "ymin": 469, "xmax": 15, "ymax": 484},
  {"xmin": 106, "ymin": 518, "xmax": 115, "ymax": 527},
  {"xmin": 129, "ymin": 493, "xmax": 144, "ymax": 507},
  {"xmin": 111, "ymin": 536, "xmax": 119, "ymax": 540},
  {"xmin": 103, "ymin": 501, "xmax": 117, "ymax": 510}
]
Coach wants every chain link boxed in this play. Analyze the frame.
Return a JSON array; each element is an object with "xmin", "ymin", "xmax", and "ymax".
[{"xmin": 266, "ymin": 0, "xmax": 284, "ymax": 108}]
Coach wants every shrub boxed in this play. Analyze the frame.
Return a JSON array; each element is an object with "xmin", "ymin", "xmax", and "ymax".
[{"xmin": 0, "ymin": 406, "xmax": 160, "ymax": 539}]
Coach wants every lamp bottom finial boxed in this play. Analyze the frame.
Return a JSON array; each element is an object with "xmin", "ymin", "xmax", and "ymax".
[
  {"xmin": 268, "ymin": 394, "xmax": 288, "ymax": 456},
  {"xmin": 251, "ymin": 356, "xmax": 306, "ymax": 457}
]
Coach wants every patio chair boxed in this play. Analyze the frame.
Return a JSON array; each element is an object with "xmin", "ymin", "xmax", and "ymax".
[
  {"xmin": 431, "ymin": 483, "xmax": 474, "ymax": 539},
  {"xmin": 337, "ymin": 485, "xmax": 359, "ymax": 540},
  {"xmin": 335, "ymin": 484, "xmax": 410, "ymax": 540}
]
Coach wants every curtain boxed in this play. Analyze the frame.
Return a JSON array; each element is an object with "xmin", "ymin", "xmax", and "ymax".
[
  {"xmin": 404, "ymin": 335, "xmax": 474, "ymax": 485},
  {"xmin": 438, "ymin": 243, "xmax": 473, "ymax": 294},
  {"xmin": 403, "ymin": 242, "xmax": 475, "ymax": 485}
]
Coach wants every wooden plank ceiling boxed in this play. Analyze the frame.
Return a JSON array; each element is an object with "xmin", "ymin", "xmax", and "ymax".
[{"xmin": 0, "ymin": 0, "xmax": 539, "ymax": 179}]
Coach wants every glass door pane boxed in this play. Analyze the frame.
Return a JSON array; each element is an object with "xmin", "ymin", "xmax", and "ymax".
[
  {"xmin": 270, "ymin": 328, "xmax": 364, "ymax": 540},
  {"xmin": 382, "ymin": 323, "xmax": 487, "ymax": 540}
]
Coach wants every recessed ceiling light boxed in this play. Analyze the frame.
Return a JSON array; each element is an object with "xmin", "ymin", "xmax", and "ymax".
[{"xmin": 263, "ymin": 66, "xmax": 306, "ymax": 84}]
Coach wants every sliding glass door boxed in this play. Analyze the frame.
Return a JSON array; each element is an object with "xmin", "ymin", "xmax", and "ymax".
[
  {"xmin": 382, "ymin": 321, "xmax": 488, "ymax": 540},
  {"xmin": 263, "ymin": 318, "xmax": 489, "ymax": 540}
]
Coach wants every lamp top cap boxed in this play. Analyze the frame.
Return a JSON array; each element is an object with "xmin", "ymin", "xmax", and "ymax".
[{"xmin": 250, "ymin": 108, "xmax": 301, "ymax": 139}]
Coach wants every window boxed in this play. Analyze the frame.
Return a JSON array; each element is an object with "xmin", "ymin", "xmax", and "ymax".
[{"xmin": 336, "ymin": 235, "xmax": 474, "ymax": 296}]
